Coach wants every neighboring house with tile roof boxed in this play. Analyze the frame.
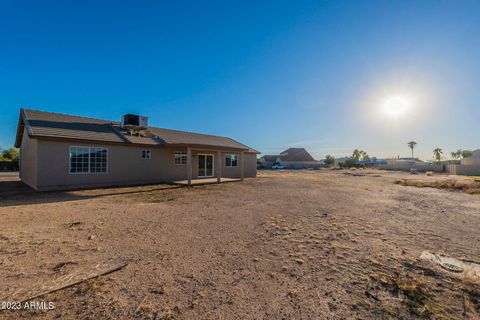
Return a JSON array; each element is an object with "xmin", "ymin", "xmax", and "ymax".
[
  {"xmin": 15, "ymin": 109, "xmax": 259, "ymax": 191},
  {"xmin": 259, "ymin": 148, "xmax": 319, "ymax": 169}
]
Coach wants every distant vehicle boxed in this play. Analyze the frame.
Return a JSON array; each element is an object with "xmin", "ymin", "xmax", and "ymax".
[
  {"xmin": 272, "ymin": 164, "xmax": 286, "ymax": 169},
  {"xmin": 410, "ymin": 168, "xmax": 419, "ymax": 175}
]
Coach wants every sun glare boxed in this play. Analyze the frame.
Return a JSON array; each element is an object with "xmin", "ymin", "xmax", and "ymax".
[{"xmin": 383, "ymin": 96, "xmax": 409, "ymax": 116}]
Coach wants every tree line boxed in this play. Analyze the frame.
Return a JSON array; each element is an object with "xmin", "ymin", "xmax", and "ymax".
[
  {"xmin": 324, "ymin": 149, "xmax": 370, "ymax": 168},
  {"xmin": 0, "ymin": 147, "xmax": 19, "ymax": 162},
  {"xmin": 322, "ymin": 142, "xmax": 474, "ymax": 167},
  {"xmin": 406, "ymin": 141, "xmax": 472, "ymax": 164}
]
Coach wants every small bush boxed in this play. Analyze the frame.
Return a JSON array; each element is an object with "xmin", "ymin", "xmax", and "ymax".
[{"xmin": 395, "ymin": 179, "xmax": 480, "ymax": 194}]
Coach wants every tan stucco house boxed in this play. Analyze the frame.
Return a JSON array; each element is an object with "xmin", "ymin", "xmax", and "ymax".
[{"xmin": 15, "ymin": 109, "xmax": 259, "ymax": 191}]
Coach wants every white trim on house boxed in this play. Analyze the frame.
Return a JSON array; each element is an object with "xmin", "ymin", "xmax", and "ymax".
[
  {"xmin": 225, "ymin": 154, "xmax": 238, "ymax": 167},
  {"xmin": 174, "ymin": 151, "xmax": 188, "ymax": 165}
]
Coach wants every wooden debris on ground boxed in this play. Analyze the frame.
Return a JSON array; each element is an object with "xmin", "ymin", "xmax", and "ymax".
[{"xmin": 3, "ymin": 258, "xmax": 128, "ymax": 302}]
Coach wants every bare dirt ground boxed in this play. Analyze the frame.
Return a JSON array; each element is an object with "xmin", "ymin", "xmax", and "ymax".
[{"xmin": 1, "ymin": 170, "xmax": 480, "ymax": 319}]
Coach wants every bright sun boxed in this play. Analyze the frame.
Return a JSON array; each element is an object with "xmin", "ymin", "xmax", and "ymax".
[{"xmin": 383, "ymin": 96, "xmax": 409, "ymax": 116}]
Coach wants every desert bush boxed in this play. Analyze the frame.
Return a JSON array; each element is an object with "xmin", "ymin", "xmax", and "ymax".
[{"xmin": 395, "ymin": 179, "xmax": 480, "ymax": 194}]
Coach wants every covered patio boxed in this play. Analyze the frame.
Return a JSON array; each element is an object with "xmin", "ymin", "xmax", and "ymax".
[{"xmin": 178, "ymin": 146, "xmax": 246, "ymax": 186}]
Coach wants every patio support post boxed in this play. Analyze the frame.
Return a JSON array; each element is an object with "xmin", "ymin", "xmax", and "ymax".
[
  {"xmin": 240, "ymin": 151, "xmax": 245, "ymax": 181},
  {"xmin": 187, "ymin": 146, "xmax": 192, "ymax": 186},
  {"xmin": 216, "ymin": 151, "xmax": 221, "ymax": 183}
]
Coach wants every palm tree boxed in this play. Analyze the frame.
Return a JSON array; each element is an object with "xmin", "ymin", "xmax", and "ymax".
[
  {"xmin": 433, "ymin": 148, "xmax": 443, "ymax": 162},
  {"xmin": 451, "ymin": 149, "xmax": 462, "ymax": 160},
  {"xmin": 407, "ymin": 141, "xmax": 417, "ymax": 159}
]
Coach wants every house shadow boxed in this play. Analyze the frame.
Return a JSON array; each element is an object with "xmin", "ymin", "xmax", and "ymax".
[{"xmin": 0, "ymin": 179, "xmax": 183, "ymax": 207}]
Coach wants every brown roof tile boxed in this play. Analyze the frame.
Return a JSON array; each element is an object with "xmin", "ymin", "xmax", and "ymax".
[
  {"xmin": 279, "ymin": 148, "xmax": 316, "ymax": 161},
  {"xmin": 22, "ymin": 109, "xmax": 126, "ymax": 143},
  {"xmin": 17, "ymin": 109, "xmax": 258, "ymax": 153},
  {"xmin": 260, "ymin": 155, "xmax": 280, "ymax": 162}
]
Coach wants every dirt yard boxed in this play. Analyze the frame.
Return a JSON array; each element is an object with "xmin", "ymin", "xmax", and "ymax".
[{"xmin": 1, "ymin": 170, "xmax": 479, "ymax": 319}]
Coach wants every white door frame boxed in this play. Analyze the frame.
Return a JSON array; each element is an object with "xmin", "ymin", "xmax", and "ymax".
[{"xmin": 197, "ymin": 153, "xmax": 215, "ymax": 178}]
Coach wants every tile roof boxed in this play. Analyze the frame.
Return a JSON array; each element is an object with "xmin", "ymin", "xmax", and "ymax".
[
  {"xmin": 260, "ymin": 155, "xmax": 280, "ymax": 162},
  {"xmin": 21, "ymin": 109, "xmax": 126, "ymax": 144},
  {"xmin": 148, "ymin": 127, "xmax": 255, "ymax": 150},
  {"xmin": 279, "ymin": 148, "xmax": 316, "ymax": 161},
  {"xmin": 16, "ymin": 109, "xmax": 258, "ymax": 153},
  {"xmin": 261, "ymin": 148, "xmax": 317, "ymax": 162}
]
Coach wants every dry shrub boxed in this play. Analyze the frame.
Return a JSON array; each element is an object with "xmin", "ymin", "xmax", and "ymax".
[
  {"xmin": 369, "ymin": 272, "xmax": 434, "ymax": 318},
  {"xmin": 395, "ymin": 179, "xmax": 480, "ymax": 194}
]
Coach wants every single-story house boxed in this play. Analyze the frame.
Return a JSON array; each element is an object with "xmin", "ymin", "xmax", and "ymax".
[
  {"xmin": 446, "ymin": 149, "xmax": 480, "ymax": 176},
  {"xmin": 259, "ymin": 148, "xmax": 319, "ymax": 169},
  {"xmin": 15, "ymin": 109, "xmax": 259, "ymax": 191},
  {"xmin": 258, "ymin": 155, "xmax": 279, "ymax": 168}
]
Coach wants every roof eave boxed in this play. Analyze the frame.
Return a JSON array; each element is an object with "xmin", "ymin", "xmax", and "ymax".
[
  {"xmin": 14, "ymin": 109, "xmax": 28, "ymax": 148},
  {"xmin": 164, "ymin": 143, "xmax": 250, "ymax": 152}
]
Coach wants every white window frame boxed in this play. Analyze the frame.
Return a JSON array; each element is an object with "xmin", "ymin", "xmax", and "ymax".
[
  {"xmin": 174, "ymin": 152, "xmax": 188, "ymax": 165},
  {"xmin": 69, "ymin": 146, "xmax": 108, "ymax": 174},
  {"xmin": 225, "ymin": 154, "xmax": 238, "ymax": 167},
  {"xmin": 142, "ymin": 150, "xmax": 152, "ymax": 159}
]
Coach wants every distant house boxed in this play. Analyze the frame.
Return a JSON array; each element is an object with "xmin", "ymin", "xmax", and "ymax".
[
  {"xmin": 259, "ymin": 148, "xmax": 319, "ymax": 169},
  {"xmin": 258, "ymin": 155, "xmax": 280, "ymax": 168},
  {"xmin": 358, "ymin": 157, "xmax": 388, "ymax": 168},
  {"xmin": 15, "ymin": 109, "xmax": 259, "ymax": 191},
  {"xmin": 446, "ymin": 149, "xmax": 480, "ymax": 176},
  {"xmin": 385, "ymin": 157, "xmax": 443, "ymax": 172}
]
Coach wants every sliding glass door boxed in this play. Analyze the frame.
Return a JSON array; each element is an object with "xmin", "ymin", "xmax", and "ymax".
[{"xmin": 198, "ymin": 154, "xmax": 214, "ymax": 177}]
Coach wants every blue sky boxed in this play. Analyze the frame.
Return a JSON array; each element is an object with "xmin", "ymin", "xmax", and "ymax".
[{"xmin": 1, "ymin": 0, "xmax": 479, "ymax": 160}]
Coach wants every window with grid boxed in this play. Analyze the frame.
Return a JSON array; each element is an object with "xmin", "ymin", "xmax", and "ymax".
[
  {"xmin": 174, "ymin": 152, "xmax": 187, "ymax": 165},
  {"xmin": 142, "ymin": 150, "xmax": 151, "ymax": 159},
  {"xmin": 70, "ymin": 146, "xmax": 107, "ymax": 174},
  {"xmin": 225, "ymin": 154, "xmax": 238, "ymax": 167}
]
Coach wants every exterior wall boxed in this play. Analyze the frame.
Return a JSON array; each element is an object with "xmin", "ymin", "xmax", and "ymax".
[
  {"xmin": 446, "ymin": 150, "xmax": 480, "ymax": 176},
  {"xmin": 280, "ymin": 161, "xmax": 319, "ymax": 169},
  {"xmin": 259, "ymin": 159, "xmax": 320, "ymax": 169},
  {"xmin": 259, "ymin": 159, "xmax": 275, "ymax": 169},
  {"xmin": 190, "ymin": 151, "xmax": 256, "ymax": 178},
  {"xmin": 219, "ymin": 151, "xmax": 240, "ymax": 178},
  {"xmin": 461, "ymin": 150, "xmax": 480, "ymax": 166},
  {"xmin": 31, "ymin": 139, "xmax": 257, "ymax": 191},
  {"xmin": 36, "ymin": 140, "xmax": 189, "ymax": 190},
  {"xmin": 19, "ymin": 127, "xmax": 38, "ymax": 189},
  {"xmin": 385, "ymin": 160, "xmax": 444, "ymax": 173},
  {"xmin": 446, "ymin": 164, "xmax": 480, "ymax": 176},
  {"xmin": 243, "ymin": 153, "xmax": 257, "ymax": 177}
]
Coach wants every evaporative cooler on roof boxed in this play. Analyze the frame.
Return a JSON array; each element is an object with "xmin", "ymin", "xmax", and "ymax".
[{"xmin": 121, "ymin": 114, "xmax": 148, "ymax": 129}]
